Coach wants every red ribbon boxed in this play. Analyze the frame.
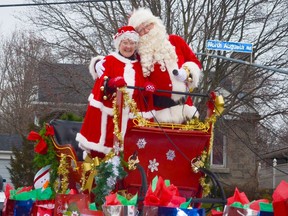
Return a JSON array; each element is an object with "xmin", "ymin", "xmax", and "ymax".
[
  {"xmin": 27, "ymin": 125, "xmax": 54, "ymax": 155},
  {"xmin": 27, "ymin": 131, "xmax": 48, "ymax": 154},
  {"xmin": 207, "ymin": 91, "xmax": 217, "ymax": 110},
  {"xmin": 45, "ymin": 125, "xmax": 54, "ymax": 136}
]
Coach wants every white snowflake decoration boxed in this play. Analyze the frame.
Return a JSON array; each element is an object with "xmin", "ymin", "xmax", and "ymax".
[
  {"xmin": 148, "ymin": 158, "xmax": 159, "ymax": 172},
  {"xmin": 166, "ymin": 150, "xmax": 176, "ymax": 161},
  {"xmin": 137, "ymin": 138, "xmax": 147, "ymax": 149}
]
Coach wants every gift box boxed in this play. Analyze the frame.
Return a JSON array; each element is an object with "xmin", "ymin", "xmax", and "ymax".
[
  {"xmin": 14, "ymin": 199, "xmax": 34, "ymax": 216},
  {"xmin": 102, "ymin": 205, "xmax": 138, "ymax": 216},
  {"xmin": 222, "ymin": 205, "xmax": 258, "ymax": 216},
  {"xmin": 80, "ymin": 208, "xmax": 105, "ymax": 216},
  {"xmin": 217, "ymin": 187, "xmax": 275, "ymax": 216},
  {"xmin": 2, "ymin": 184, "xmax": 35, "ymax": 216},
  {"xmin": 31, "ymin": 200, "xmax": 55, "ymax": 216},
  {"xmin": 54, "ymin": 193, "xmax": 90, "ymax": 216},
  {"xmin": 142, "ymin": 206, "xmax": 205, "ymax": 216},
  {"xmin": 2, "ymin": 199, "xmax": 16, "ymax": 216},
  {"xmin": 272, "ymin": 180, "xmax": 288, "ymax": 216},
  {"xmin": 102, "ymin": 192, "xmax": 138, "ymax": 216},
  {"xmin": 210, "ymin": 208, "xmax": 223, "ymax": 216},
  {"xmin": 142, "ymin": 176, "xmax": 205, "ymax": 216},
  {"xmin": 143, "ymin": 176, "xmax": 187, "ymax": 207},
  {"xmin": 256, "ymin": 202, "xmax": 274, "ymax": 216}
]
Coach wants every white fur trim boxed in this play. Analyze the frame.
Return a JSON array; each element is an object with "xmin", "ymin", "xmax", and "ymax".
[
  {"xmin": 89, "ymin": 56, "xmax": 104, "ymax": 80},
  {"xmin": 76, "ymin": 108, "xmax": 113, "ymax": 154},
  {"xmin": 110, "ymin": 52, "xmax": 137, "ymax": 64},
  {"xmin": 128, "ymin": 110, "xmax": 155, "ymax": 120},
  {"xmin": 183, "ymin": 104, "xmax": 199, "ymax": 119},
  {"xmin": 88, "ymin": 93, "xmax": 113, "ymax": 115},
  {"xmin": 155, "ymin": 107, "xmax": 174, "ymax": 123},
  {"xmin": 182, "ymin": 62, "xmax": 202, "ymax": 88},
  {"xmin": 128, "ymin": 7, "xmax": 160, "ymax": 28},
  {"xmin": 99, "ymin": 111, "xmax": 108, "ymax": 145},
  {"xmin": 76, "ymin": 133, "xmax": 112, "ymax": 155},
  {"xmin": 155, "ymin": 104, "xmax": 199, "ymax": 124},
  {"xmin": 114, "ymin": 32, "xmax": 139, "ymax": 50},
  {"xmin": 166, "ymin": 67, "xmax": 187, "ymax": 102},
  {"xmin": 123, "ymin": 63, "xmax": 135, "ymax": 97}
]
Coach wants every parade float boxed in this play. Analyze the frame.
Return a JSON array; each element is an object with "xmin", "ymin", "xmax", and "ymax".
[{"xmin": 1, "ymin": 87, "xmax": 240, "ymax": 216}]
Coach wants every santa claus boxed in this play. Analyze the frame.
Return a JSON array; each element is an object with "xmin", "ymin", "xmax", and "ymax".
[
  {"xmin": 76, "ymin": 26, "xmax": 154, "ymax": 157},
  {"xmin": 128, "ymin": 7, "xmax": 203, "ymax": 124}
]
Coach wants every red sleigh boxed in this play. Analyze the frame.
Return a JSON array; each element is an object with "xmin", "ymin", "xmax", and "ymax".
[{"xmin": 47, "ymin": 87, "xmax": 226, "ymax": 211}]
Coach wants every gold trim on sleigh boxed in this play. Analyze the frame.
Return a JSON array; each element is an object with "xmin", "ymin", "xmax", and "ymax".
[{"xmin": 132, "ymin": 115, "xmax": 216, "ymax": 132}]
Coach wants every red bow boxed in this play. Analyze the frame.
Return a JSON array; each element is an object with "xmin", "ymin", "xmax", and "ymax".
[
  {"xmin": 27, "ymin": 125, "xmax": 54, "ymax": 155},
  {"xmin": 45, "ymin": 125, "xmax": 54, "ymax": 136},
  {"xmin": 207, "ymin": 91, "xmax": 217, "ymax": 110}
]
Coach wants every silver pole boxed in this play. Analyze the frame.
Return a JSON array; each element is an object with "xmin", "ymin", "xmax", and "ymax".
[
  {"xmin": 273, "ymin": 158, "xmax": 277, "ymax": 189},
  {"xmin": 197, "ymin": 53, "xmax": 288, "ymax": 75}
]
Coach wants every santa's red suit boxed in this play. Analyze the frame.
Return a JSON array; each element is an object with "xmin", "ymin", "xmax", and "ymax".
[
  {"xmin": 76, "ymin": 52, "xmax": 154, "ymax": 155},
  {"xmin": 149, "ymin": 34, "xmax": 202, "ymax": 123},
  {"xmin": 128, "ymin": 7, "xmax": 202, "ymax": 124},
  {"xmin": 148, "ymin": 34, "xmax": 202, "ymax": 104}
]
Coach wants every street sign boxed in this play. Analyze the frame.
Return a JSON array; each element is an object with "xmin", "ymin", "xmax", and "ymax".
[{"xmin": 206, "ymin": 40, "xmax": 253, "ymax": 53}]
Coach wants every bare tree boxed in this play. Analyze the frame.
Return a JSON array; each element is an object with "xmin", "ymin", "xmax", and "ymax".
[
  {"xmin": 27, "ymin": 0, "xmax": 288, "ymax": 139},
  {"xmin": 18, "ymin": 0, "xmax": 288, "ymax": 194},
  {"xmin": 0, "ymin": 30, "xmax": 55, "ymax": 134}
]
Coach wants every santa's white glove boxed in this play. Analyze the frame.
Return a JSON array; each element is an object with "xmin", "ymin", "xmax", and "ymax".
[
  {"xmin": 173, "ymin": 68, "xmax": 187, "ymax": 82},
  {"xmin": 95, "ymin": 58, "xmax": 106, "ymax": 77}
]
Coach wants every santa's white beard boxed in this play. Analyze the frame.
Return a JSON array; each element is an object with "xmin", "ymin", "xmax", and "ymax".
[{"xmin": 138, "ymin": 25, "xmax": 178, "ymax": 77}]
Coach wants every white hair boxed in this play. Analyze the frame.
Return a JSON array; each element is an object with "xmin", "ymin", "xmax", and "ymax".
[{"xmin": 137, "ymin": 20, "xmax": 178, "ymax": 77}]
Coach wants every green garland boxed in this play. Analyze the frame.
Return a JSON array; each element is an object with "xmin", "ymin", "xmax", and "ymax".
[
  {"xmin": 92, "ymin": 155, "xmax": 127, "ymax": 209},
  {"xmin": 33, "ymin": 124, "xmax": 59, "ymax": 196}
]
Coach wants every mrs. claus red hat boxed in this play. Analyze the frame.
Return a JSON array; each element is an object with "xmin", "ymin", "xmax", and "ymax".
[{"xmin": 113, "ymin": 26, "xmax": 139, "ymax": 50}]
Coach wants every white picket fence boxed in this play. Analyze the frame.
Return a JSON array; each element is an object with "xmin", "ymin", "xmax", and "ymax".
[{"xmin": 258, "ymin": 159, "xmax": 288, "ymax": 189}]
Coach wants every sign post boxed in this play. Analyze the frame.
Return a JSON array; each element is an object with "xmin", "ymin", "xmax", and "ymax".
[
  {"xmin": 206, "ymin": 40, "xmax": 253, "ymax": 53},
  {"xmin": 206, "ymin": 40, "xmax": 253, "ymax": 63}
]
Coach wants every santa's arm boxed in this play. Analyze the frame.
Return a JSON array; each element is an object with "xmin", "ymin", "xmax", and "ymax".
[{"xmin": 177, "ymin": 35, "xmax": 203, "ymax": 89}]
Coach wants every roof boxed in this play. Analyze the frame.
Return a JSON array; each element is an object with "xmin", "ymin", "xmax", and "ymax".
[
  {"xmin": 261, "ymin": 147, "xmax": 288, "ymax": 160},
  {"xmin": 0, "ymin": 135, "xmax": 22, "ymax": 151},
  {"xmin": 37, "ymin": 62, "xmax": 94, "ymax": 104}
]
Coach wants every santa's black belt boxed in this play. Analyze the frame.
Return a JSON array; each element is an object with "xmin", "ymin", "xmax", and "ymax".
[{"xmin": 153, "ymin": 95, "xmax": 185, "ymax": 108}]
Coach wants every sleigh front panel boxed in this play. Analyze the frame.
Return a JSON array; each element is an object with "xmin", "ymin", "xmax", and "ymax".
[{"xmin": 123, "ymin": 126, "xmax": 211, "ymax": 198}]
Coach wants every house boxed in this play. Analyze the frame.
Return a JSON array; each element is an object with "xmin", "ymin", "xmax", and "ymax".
[
  {"xmin": 0, "ymin": 135, "xmax": 22, "ymax": 185},
  {"xmin": 34, "ymin": 62, "xmax": 94, "ymax": 120},
  {"xmin": 209, "ymin": 87, "xmax": 260, "ymax": 196},
  {"xmin": 258, "ymin": 148, "xmax": 288, "ymax": 190}
]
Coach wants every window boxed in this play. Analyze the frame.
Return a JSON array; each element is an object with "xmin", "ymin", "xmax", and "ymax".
[{"xmin": 211, "ymin": 132, "xmax": 227, "ymax": 168}]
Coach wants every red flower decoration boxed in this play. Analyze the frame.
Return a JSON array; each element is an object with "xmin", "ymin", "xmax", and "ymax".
[{"xmin": 27, "ymin": 131, "xmax": 48, "ymax": 155}]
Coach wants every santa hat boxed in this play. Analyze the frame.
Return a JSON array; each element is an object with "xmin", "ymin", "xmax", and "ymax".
[
  {"xmin": 128, "ymin": 7, "xmax": 161, "ymax": 29},
  {"xmin": 113, "ymin": 26, "xmax": 139, "ymax": 50},
  {"xmin": 34, "ymin": 165, "xmax": 50, "ymax": 186}
]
